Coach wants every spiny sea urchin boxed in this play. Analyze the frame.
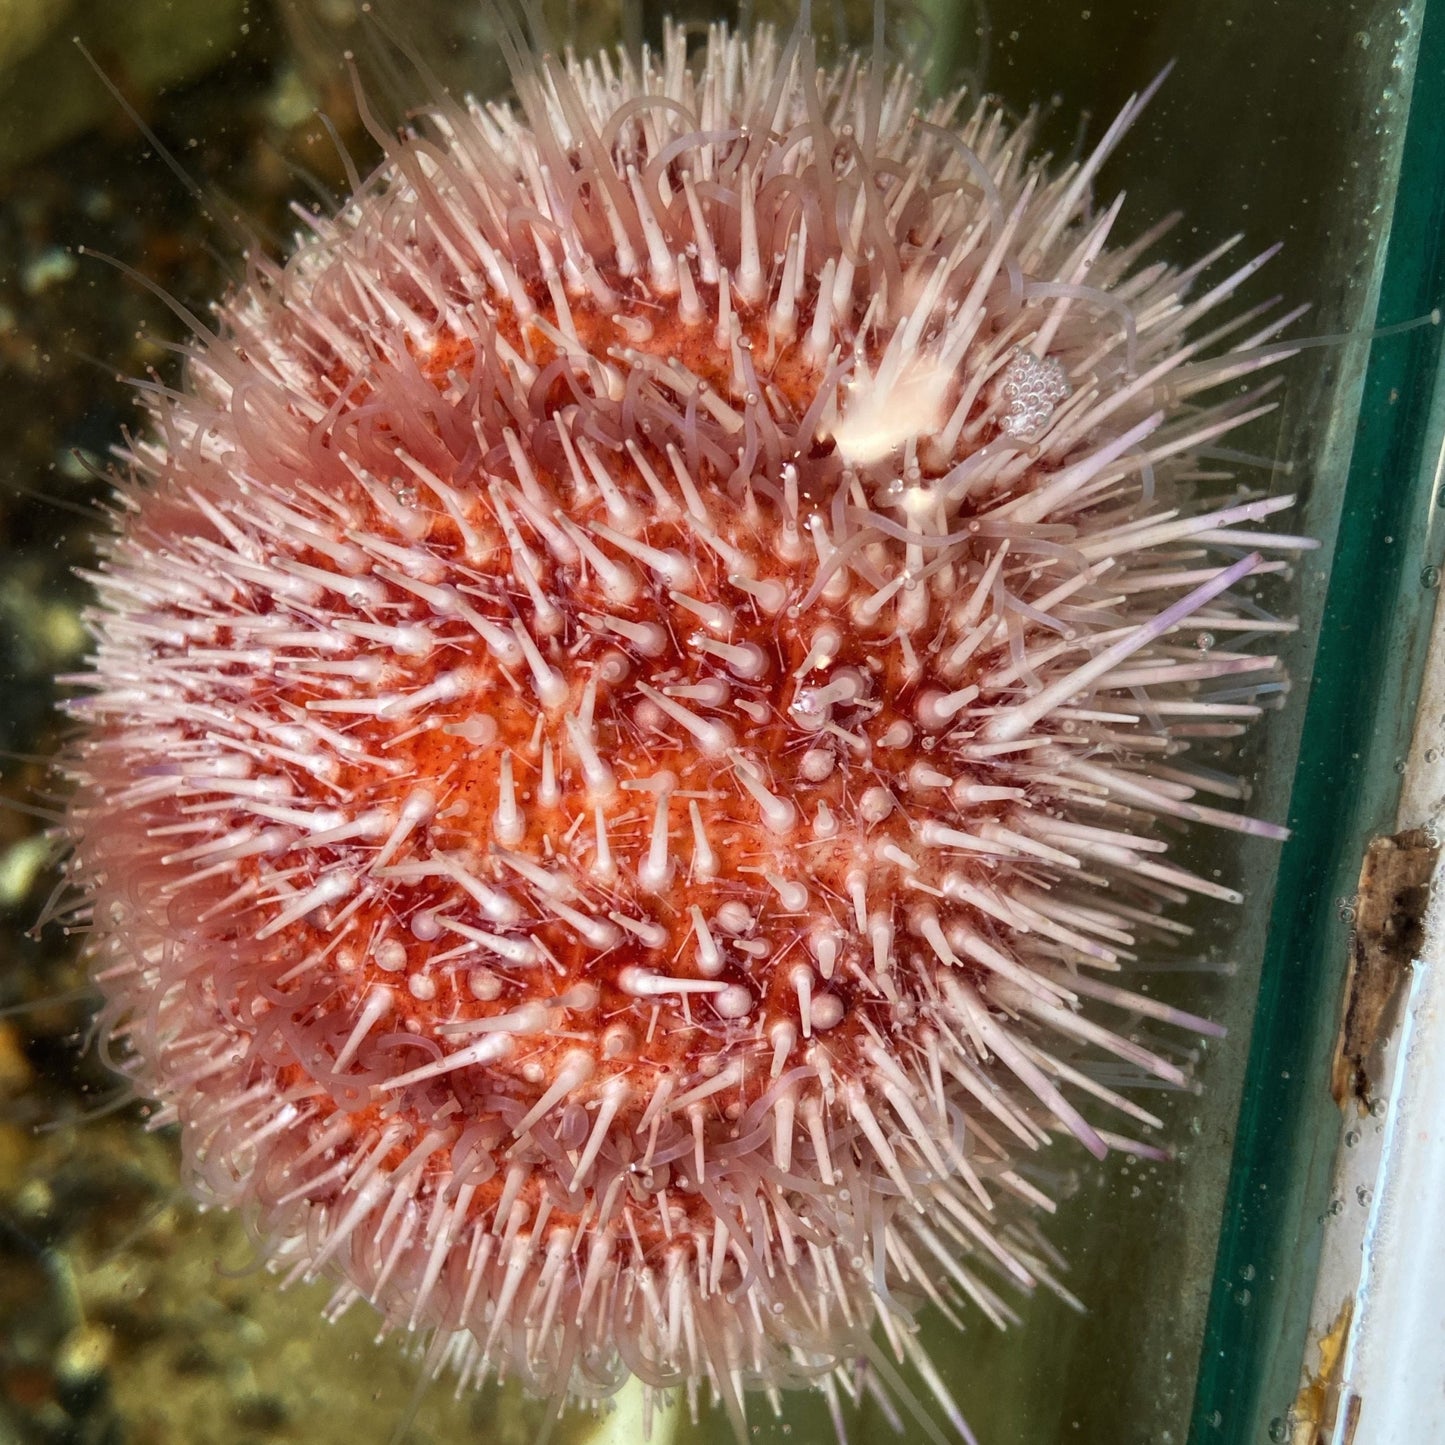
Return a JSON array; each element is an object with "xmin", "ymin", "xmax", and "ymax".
[{"xmin": 59, "ymin": 12, "xmax": 1311, "ymax": 1440}]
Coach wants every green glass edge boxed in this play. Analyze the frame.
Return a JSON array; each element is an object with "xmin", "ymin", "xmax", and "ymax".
[{"xmin": 1187, "ymin": 3, "xmax": 1445, "ymax": 1441}]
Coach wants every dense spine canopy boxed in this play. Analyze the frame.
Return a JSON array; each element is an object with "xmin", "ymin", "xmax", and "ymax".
[{"xmin": 63, "ymin": 18, "xmax": 1308, "ymax": 1439}]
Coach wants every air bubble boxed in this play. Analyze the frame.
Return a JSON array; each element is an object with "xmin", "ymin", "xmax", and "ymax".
[{"xmin": 996, "ymin": 350, "xmax": 1071, "ymax": 439}]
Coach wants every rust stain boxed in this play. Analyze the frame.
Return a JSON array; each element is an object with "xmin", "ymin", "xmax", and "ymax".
[
  {"xmin": 1340, "ymin": 1391, "xmax": 1363, "ymax": 1445},
  {"xmin": 1331, "ymin": 828, "xmax": 1437, "ymax": 1112},
  {"xmin": 1290, "ymin": 1298, "xmax": 1353, "ymax": 1445}
]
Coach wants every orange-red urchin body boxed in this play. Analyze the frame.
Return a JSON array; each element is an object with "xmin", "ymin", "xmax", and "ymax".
[{"xmin": 61, "ymin": 17, "xmax": 1311, "ymax": 1440}]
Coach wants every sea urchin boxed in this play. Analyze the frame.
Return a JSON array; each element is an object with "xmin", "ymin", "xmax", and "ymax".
[{"xmin": 60, "ymin": 13, "xmax": 1310, "ymax": 1440}]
